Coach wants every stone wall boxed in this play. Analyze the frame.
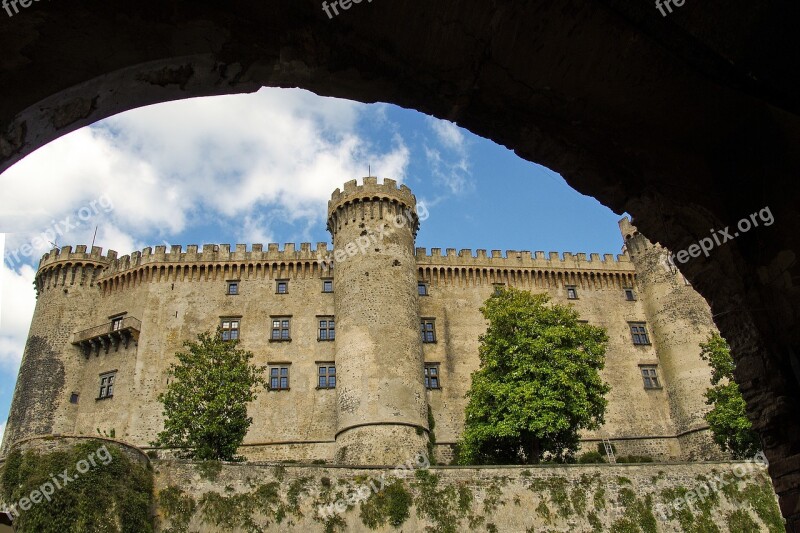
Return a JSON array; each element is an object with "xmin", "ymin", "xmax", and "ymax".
[{"xmin": 152, "ymin": 460, "xmax": 782, "ymax": 532}]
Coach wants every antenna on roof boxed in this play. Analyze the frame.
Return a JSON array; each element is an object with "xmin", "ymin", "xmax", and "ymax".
[
  {"xmin": 90, "ymin": 226, "xmax": 98, "ymax": 249},
  {"xmin": 369, "ymin": 164, "xmax": 371, "ymax": 177}
]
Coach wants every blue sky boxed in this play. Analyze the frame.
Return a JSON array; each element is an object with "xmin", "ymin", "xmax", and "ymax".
[{"xmin": 0, "ymin": 88, "xmax": 626, "ymax": 443}]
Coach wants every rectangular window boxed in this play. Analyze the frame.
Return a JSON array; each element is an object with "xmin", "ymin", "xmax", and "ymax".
[
  {"xmin": 318, "ymin": 365, "xmax": 336, "ymax": 389},
  {"xmin": 276, "ymin": 280, "xmax": 289, "ymax": 294},
  {"xmin": 641, "ymin": 366, "xmax": 661, "ymax": 389},
  {"xmin": 227, "ymin": 281, "xmax": 239, "ymax": 295},
  {"xmin": 269, "ymin": 366, "xmax": 290, "ymax": 390},
  {"xmin": 221, "ymin": 319, "xmax": 240, "ymax": 341},
  {"xmin": 630, "ymin": 322, "xmax": 651, "ymax": 345},
  {"xmin": 98, "ymin": 371, "xmax": 116, "ymax": 399},
  {"xmin": 111, "ymin": 316, "xmax": 123, "ymax": 331},
  {"xmin": 271, "ymin": 318, "xmax": 291, "ymax": 341},
  {"xmin": 322, "ymin": 280, "xmax": 334, "ymax": 293},
  {"xmin": 424, "ymin": 364, "xmax": 441, "ymax": 389},
  {"xmin": 418, "ymin": 282, "xmax": 429, "ymax": 296},
  {"xmin": 319, "ymin": 318, "xmax": 335, "ymax": 341},
  {"xmin": 70, "ymin": 392, "xmax": 80, "ymax": 404},
  {"xmin": 624, "ymin": 288, "xmax": 636, "ymax": 301},
  {"xmin": 421, "ymin": 319, "xmax": 436, "ymax": 343},
  {"xmin": 566, "ymin": 286, "xmax": 578, "ymax": 299}
]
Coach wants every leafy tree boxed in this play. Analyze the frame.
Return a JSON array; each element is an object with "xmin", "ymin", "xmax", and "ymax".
[
  {"xmin": 153, "ymin": 329, "xmax": 266, "ymax": 461},
  {"xmin": 700, "ymin": 332, "xmax": 761, "ymax": 458},
  {"xmin": 457, "ymin": 287, "xmax": 610, "ymax": 464}
]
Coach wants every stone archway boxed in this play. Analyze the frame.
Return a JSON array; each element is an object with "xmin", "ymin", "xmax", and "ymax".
[{"xmin": 2, "ymin": 0, "xmax": 799, "ymax": 526}]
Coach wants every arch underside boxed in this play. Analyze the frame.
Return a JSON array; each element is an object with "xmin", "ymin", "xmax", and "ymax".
[{"xmin": 2, "ymin": 0, "xmax": 800, "ymax": 524}]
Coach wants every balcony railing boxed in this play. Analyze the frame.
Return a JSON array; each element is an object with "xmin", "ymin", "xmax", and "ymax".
[{"xmin": 72, "ymin": 316, "xmax": 141, "ymax": 357}]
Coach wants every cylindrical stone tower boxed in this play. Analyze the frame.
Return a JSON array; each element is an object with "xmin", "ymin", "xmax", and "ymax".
[
  {"xmin": 327, "ymin": 177, "xmax": 429, "ymax": 465},
  {"xmin": 1, "ymin": 246, "xmax": 110, "ymax": 457},
  {"xmin": 620, "ymin": 218, "xmax": 722, "ymax": 460}
]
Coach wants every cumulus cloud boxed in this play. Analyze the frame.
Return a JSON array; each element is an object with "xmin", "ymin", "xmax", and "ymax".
[
  {"xmin": 425, "ymin": 117, "xmax": 474, "ymax": 195},
  {"xmin": 0, "ymin": 88, "xmax": 411, "ymax": 252},
  {"xmin": 0, "ymin": 262, "xmax": 35, "ymax": 372}
]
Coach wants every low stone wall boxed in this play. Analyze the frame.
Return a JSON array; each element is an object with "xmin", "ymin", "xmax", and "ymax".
[
  {"xmin": 9, "ymin": 435, "xmax": 150, "ymax": 468},
  {"xmin": 152, "ymin": 460, "xmax": 783, "ymax": 532}
]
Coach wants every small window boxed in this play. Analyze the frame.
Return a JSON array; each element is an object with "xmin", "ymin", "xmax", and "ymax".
[
  {"xmin": 70, "ymin": 392, "xmax": 80, "ymax": 404},
  {"xmin": 566, "ymin": 286, "xmax": 578, "ymax": 300},
  {"xmin": 641, "ymin": 366, "xmax": 661, "ymax": 389},
  {"xmin": 271, "ymin": 318, "xmax": 291, "ymax": 341},
  {"xmin": 111, "ymin": 317, "xmax": 123, "ymax": 331},
  {"xmin": 322, "ymin": 280, "xmax": 333, "ymax": 293},
  {"xmin": 221, "ymin": 319, "xmax": 240, "ymax": 341},
  {"xmin": 227, "ymin": 281, "xmax": 239, "ymax": 295},
  {"xmin": 418, "ymin": 282, "xmax": 429, "ymax": 296},
  {"xmin": 276, "ymin": 280, "xmax": 289, "ymax": 294},
  {"xmin": 318, "ymin": 365, "xmax": 336, "ymax": 389},
  {"xmin": 319, "ymin": 318, "xmax": 335, "ymax": 341},
  {"xmin": 630, "ymin": 322, "xmax": 650, "ymax": 345},
  {"xmin": 424, "ymin": 364, "xmax": 440, "ymax": 389},
  {"xmin": 98, "ymin": 372, "xmax": 116, "ymax": 399},
  {"xmin": 421, "ymin": 319, "xmax": 436, "ymax": 343},
  {"xmin": 269, "ymin": 366, "xmax": 290, "ymax": 390},
  {"xmin": 624, "ymin": 288, "xmax": 636, "ymax": 301}
]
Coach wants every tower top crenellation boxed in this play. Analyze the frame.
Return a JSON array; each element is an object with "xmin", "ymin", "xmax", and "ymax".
[{"xmin": 328, "ymin": 177, "xmax": 416, "ymax": 217}]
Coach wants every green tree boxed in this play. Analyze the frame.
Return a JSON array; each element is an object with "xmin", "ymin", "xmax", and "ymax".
[
  {"xmin": 457, "ymin": 287, "xmax": 610, "ymax": 464},
  {"xmin": 700, "ymin": 332, "xmax": 761, "ymax": 458},
  {"xmin": 153, "ymin": 329, "xmax": 266, "ymax": 461}
]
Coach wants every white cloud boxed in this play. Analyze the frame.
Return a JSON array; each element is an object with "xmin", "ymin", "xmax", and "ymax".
[
  {"xmin": 425, "ymin": 117, "xmax": 474, "ymax": 194},
  {"xmin": 0, "ymin": 263, "xmax": 35, "ymax": 372},
  {"xmin": 0, "ymin": 87, "xmax": 411, "ymax": 255}
]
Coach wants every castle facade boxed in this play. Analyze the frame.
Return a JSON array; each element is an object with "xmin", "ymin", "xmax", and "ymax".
[{"xmin": 1, "ymin": 178, "xmax": 722, "ymax": 464}]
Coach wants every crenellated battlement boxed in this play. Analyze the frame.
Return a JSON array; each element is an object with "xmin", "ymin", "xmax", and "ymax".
[
  {"xmin": 38, "ymin": 245, "xmax": 116, "ymax": 271},
  {"xmin": 328, "ymin": 177, "xmax": 416, "ymax": 215},
  {"xmin": 101, "ymin": 242, "xmax": 332, "ymax": 276},
  {"xmin": 415, "ymin": 248, "xmax": 633, "ymax": 272}
]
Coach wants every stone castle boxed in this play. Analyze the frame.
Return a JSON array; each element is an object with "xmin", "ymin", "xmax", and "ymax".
[{"xmin": 1, "ymin": 178, "xmax": 724, "ymax": 465}]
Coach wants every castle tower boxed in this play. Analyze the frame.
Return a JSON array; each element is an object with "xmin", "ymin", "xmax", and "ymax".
[
  {"xmin": 1, "ymin": 246, "xmax": 111, "ymax": 456},
  {"xmin": 619, "ymin": 218, "xmax": 721, "ymax": 459},
  {"xmin": 327, "ymin": 178, "xmax": 429, "ymax": 465}
]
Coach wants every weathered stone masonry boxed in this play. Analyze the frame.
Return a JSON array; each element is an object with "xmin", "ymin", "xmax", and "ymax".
[{"xmin": 1, "ymin": 178, "xmax": 723, "ymax": 464}]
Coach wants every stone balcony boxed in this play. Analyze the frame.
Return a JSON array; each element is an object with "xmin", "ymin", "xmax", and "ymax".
[{"xmin": 72, "ymin": 317, "xmax": 141, "ymax": 357}]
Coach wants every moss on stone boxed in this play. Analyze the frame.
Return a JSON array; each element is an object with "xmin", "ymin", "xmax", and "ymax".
[
  {"xmin": 726, "ymin": 509, "xmax": 760, "ymax": 532},
  {"xmin": 587, "ymin": 511, "xmax": 602, "ymax": 532},
  {"xmin": 159, "ymin": 485, "xmax": 196, "ymax": 533},
  {"xmin": 593, "ymin": 486, "xmax": 606, "ymax": 511},
  {"xmin": 742, "ymin": 480, "xmax": 784, "ymax": 533},
  {"xmin": 610, "ymin": 518, "xmax": 638, "ymax": 533},
  {"xmin": 359, "ymin": 479, "xmax": 412, "ymax": 529},
  {"xmin": 195, "ymin": 460, "xmax": 222, "ymax": 481}
]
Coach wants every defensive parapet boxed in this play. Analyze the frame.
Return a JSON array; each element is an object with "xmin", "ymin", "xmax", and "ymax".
[
  {"xmin": 327, "ymin": 177, "xmax": 429, "ymax": 465},
  {"xmin": 415, "ymin": 248, "xmax": 636, "ymax": 290}
]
